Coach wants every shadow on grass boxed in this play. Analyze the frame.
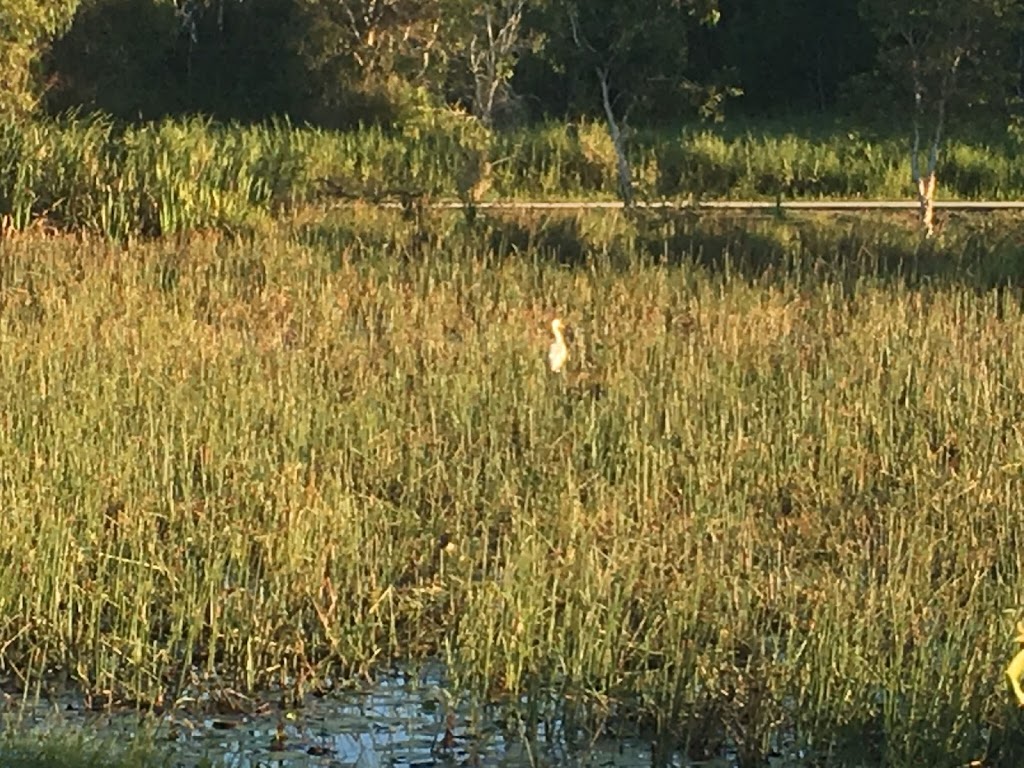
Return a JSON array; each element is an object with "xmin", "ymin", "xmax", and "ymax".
[
  {"xmin": 626, "ymin": 208, "xmax": 1024, "ymax": 295},
  {"xmin": 298, "ymin": 206, "xmax": 1024, "ymax": 301}
]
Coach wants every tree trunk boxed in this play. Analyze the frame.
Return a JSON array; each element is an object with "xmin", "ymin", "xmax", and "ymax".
[
  {"xmin": 910, "ymin": 108, "xmax": 941, "ymax": 239},
  {"xmin": 916, "ymin": 171, "xmax": 936, "ymax": 238},
  {"xmin": 597, "ymin": 67, "xmax": 634, "ymax": 208}
]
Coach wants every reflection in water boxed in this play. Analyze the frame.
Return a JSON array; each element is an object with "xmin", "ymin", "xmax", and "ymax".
[{"xmin": 2, "ymin": 665, "xmax": 673, "ymax": 768}]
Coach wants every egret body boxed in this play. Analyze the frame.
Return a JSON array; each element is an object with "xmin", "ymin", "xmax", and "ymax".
[{"xmin": 548, "ymin": 318, "xmax": 568, "ymax": 373}]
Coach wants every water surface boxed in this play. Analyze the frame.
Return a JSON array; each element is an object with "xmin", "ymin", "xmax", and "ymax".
[{"xmin": 2, "ymin": 665, "xmax": 696, "ymax": 768}]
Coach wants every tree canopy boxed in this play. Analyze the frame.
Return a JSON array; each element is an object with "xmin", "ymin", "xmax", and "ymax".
[
  {"xmin": 0, "ymin": 0, "xmax": 1018, "ymax": 129},
  {"xmin": 1, "ymin": 0, "xmax": 78, "ymax": 115}
]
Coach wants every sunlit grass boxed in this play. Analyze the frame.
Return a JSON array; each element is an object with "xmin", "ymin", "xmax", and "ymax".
[
  {"xmin": 1, "ymin": 210, "xmax": 1024, "ymax": 765},
  {"xmin": 1, "ymin": 115, "xmax": 1024, "ymax": 239}
]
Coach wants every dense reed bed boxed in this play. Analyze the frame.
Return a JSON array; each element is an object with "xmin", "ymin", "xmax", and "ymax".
[
  {"xmin": 2, "ymin": 210, "xmax": 1024, "ymax": 765},
  {"xmin": 1, "ymin": 115, "xmax": 1024, "ymax": 239}
]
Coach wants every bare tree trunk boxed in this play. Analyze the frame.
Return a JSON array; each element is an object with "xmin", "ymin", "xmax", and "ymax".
[
  {"xmin": 596, "ymin": 67, "xmax": 634, "ymax": 208},
  {"xmin": 468, "ymin": 1, "xmax": 525, "ymax": 128},
  {"xmin": 566, "ymin": 9, "xmax": 634, "ymax": 207},
  {"xmin": 909, "ymin": 54, "xmax": 958, "ymax": 238},
  {"xmin": 910, "ymin": 98, "xmax": 943, "ymax": 238},
  {"xmin": 456, "ymin": 149, "xmax": 491, "ymax": 217},
  {"xmin": 915, "ymin": 169, "xmax": 937, "ymax": 237}
]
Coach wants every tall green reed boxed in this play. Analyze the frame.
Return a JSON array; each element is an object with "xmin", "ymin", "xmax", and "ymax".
[
  {"xmin": 1, "ymin": 211, "xmax": 1024, "ymax": 765},
  {"xmin": 2, "ymin": 116, "xmax": 1024, "ymax": 242}
]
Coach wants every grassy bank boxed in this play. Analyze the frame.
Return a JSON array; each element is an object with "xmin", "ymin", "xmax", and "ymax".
[
  {"xmin": 2, "ymin": 210, "xmax": 1024, "ymax": 765},
  {"xmin": 2, "ymin": 114, "xmax": 1024, "ymax": 239}
]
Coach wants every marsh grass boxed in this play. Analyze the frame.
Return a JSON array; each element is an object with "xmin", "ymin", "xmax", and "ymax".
[
  {"xmin": 2, "ymin": 210, "xmax": 1024, "ymax": 765},
  {"xmin": 0, "ymin": 727, "xmax": 164, "ymax": 768},
  {"xmin": 2, "ymin": 115, "xmax": 1024, "ymax": 239}
]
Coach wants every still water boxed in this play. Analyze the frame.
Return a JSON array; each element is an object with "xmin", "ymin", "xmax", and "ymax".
[{"xmin": 2, "ymin": 664, "xmax": 715, "ymax": 768}]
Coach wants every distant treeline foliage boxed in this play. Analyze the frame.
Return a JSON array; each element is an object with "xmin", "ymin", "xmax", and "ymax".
[{"xmin": 0, "ymin": 0, "xmax": 1008, "ymax": 128}]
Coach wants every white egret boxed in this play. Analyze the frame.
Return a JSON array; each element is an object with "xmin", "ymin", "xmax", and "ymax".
[{"xmin": 548, "ymin": 318, "xmax": 568, "ymax": 373}]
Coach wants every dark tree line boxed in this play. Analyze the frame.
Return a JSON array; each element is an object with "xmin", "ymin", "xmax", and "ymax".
[{"xmin": 14, "ymin": 0, "xmax": 1012, "ymax": 130}]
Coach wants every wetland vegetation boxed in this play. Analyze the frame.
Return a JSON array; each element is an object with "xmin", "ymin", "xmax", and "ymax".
[
  {"xmin": 4, "ymin": 1, "xmax": 1024, "ymax": 762},
  {"xmin": 2, "ymin": 209, "xmax": 1024, "ymax": 765},
  {"xmin": 0, "ymin": 727, "xmax": 162, "ymax": 768},
  {"xmin": 3, "ymin": 116, "xmax": 1024, "ymax": 240}
]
